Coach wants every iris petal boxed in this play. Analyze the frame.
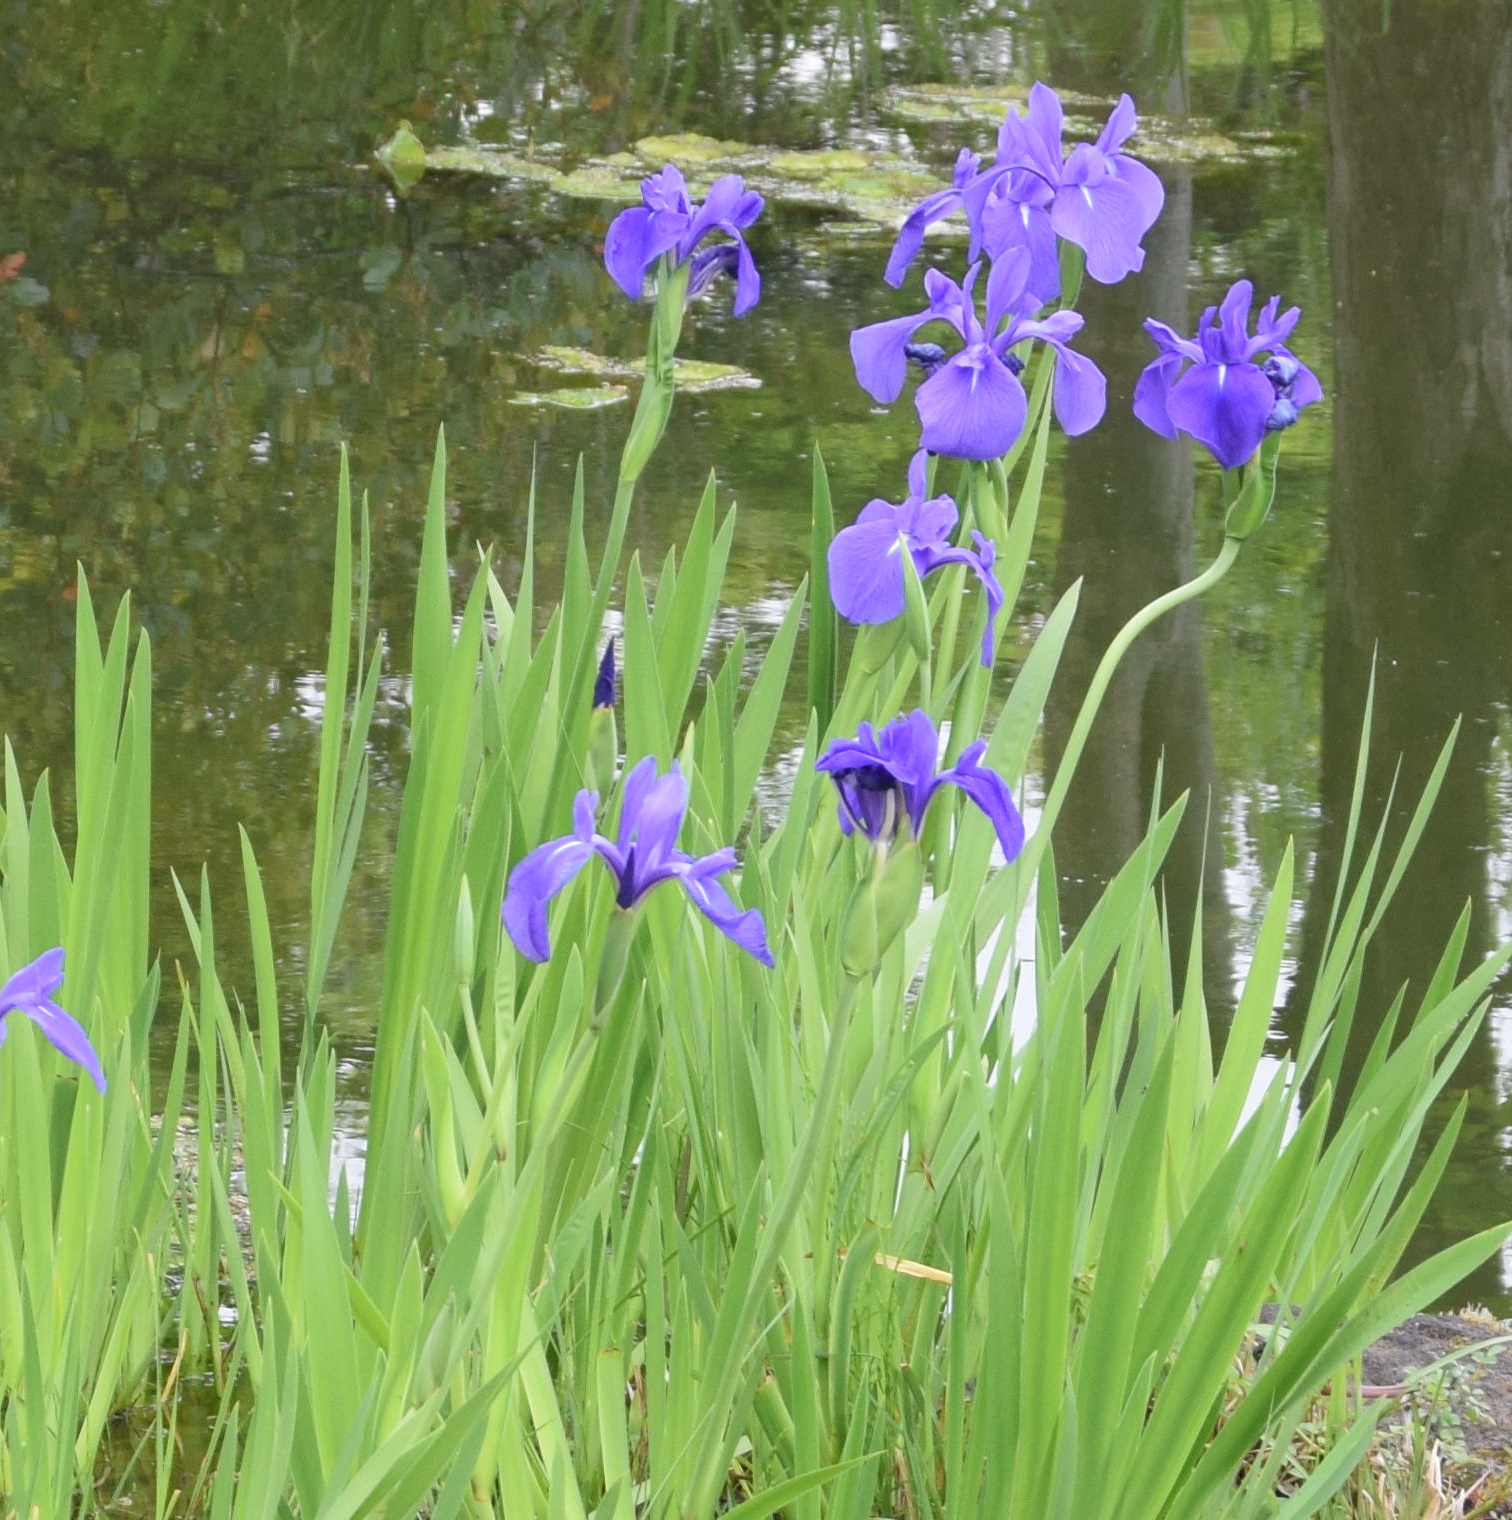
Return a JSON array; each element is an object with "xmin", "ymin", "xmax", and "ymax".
[
  {"xmin": 0, "ymin": 948, "xmax": 107, "ymax": 1092},
  {"xmin": 851, "ymin": 310, "xmax": 936, "ymax": 404},
  {"xmin": 1051, "ymin": 167, "xmax": 1151, "ymax": 285},
  {"xmin": 1049, "ymin": 343, "xmax": 1107, "ymax": 436},
  {"xmin": 502, "ymin": 835, "xmax": 599, "ymax": 961},
  {"xmin": 915, "ymin": 348, "xmax": 1028, "ymax": 461},
  {"xmin": 828, "ymin": 516, "xmax": 909, "ymax": 624},
  {"xmin": 1167, "ymin": 360, "xmax": 1277, "ymax": 469},
  {"xmin": 885, "ymin": 186, "xmax": 967, "ymax": 288},
  {"xmin": 1132, "ymin": 353, "xmax": 1186, "ymax": 440},
  {"xmin": 938, "ymin": 743, "xmax": 1026, "ymax": 861},
  {"xmin": 671, "ymin": 856, "xmax": 775, "ymax": 966}
]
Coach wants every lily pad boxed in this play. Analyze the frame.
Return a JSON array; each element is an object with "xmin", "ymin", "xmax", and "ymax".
[
  {"xmin": 636, "ymin": 133, "xmax": 760, "ymax": 167},
  {"xmin": 530, "ymin": 347, "xmax": 761, "ymax": 393},
  {"xmin": 508, "ymin": 384, "xmax": 629, "ymax": 411},
  {"xmin": 375, "ymin": 121, "xmax": 429, "ymax": 192}
]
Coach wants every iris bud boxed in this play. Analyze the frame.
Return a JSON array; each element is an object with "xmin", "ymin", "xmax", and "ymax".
[
  {"xmin": 841, "ymin": 839, "xmax": 926, "ymax": 975},
  {"xmin": 1224, "ymin": 431, "xmax": 1282, "ymax": 542},
  {"xmin": 587, "ymin": 639, "xmax": 618, "ymax": 794}
]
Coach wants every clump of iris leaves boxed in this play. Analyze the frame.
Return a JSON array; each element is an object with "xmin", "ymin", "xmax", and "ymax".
[{"xmin": 0, "ymin": 82, "xmax": 1502, "ymax": 1520}]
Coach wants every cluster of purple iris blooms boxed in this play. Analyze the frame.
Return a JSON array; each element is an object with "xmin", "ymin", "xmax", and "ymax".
[{"xmin": 500, "ymin": 105, "xmax": 1323, "ymax": 970}]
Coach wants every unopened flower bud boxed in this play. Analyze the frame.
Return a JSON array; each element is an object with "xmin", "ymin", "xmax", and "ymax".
[{"xmin": 841, "ymin": 839, "xmax": 926, "ymax": 975}]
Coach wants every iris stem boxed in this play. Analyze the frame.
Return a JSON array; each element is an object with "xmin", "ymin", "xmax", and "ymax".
[{"xmin": 1029, "ymin": 532, "xmax": 1244, "ymax": 878}]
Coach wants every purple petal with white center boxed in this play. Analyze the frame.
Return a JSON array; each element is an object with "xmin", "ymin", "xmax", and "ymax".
[
  {"xmin": 828, "ymin": 515, "xmax": 909, "ymax": 624},
  {"xmin": 916, "ymin": 347, "xmax": 1028, "ymax": 461},
  {"xmin": 980, "ymin": 194, "xmax": 1061, "ymax": 307},
  {"xmin": 851, "ymin": 309, "xmax": 936, "ymax": 404},
  {"xmin": 1132, "ymin": 353, "xmax": 1186, "ymax": 439},
  {"xmin": 1167, "ymin": 360, "xmax": 1277, "ymax": 469},
  {"xmin": 1052, "ymin": 155, "xmax": 1152, "ymax": 284},
  {"xmin": 502, "ymin": 830, "xmax": 601, "ymax": 961}
]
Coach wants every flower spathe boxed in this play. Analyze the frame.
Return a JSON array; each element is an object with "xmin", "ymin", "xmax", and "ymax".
[
  {"xmin": 1133, "ymin": 279, "xmax": 1323, "ymax": 469},
  {"xmin": 502, "ymin": 756, "xmax": 774, "ymax": 966},
  {"xmin": 816, "ymin": 709, "xmax": 1025, "ymax": 862},
  {"xmin": 886, "ymin": 83, "xmax": 1165, "ymax": 303},
  {"xmin": 828, "ymin": 451, "xmax": 1004, "ymax": 665},
  {"xmin": 851, "ymin": 250, "xmax": 1106, "ymax": 461},
  {"xmin": 604, "ymin": 165, "xmax": 764, "ymax": 315},
  {"xmin": 0, "ymin": 948, "xmax": 106, "ymax": 1092}
]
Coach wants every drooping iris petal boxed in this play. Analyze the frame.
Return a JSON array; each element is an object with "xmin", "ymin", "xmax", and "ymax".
[
  {"xmin": 828, "ymin": 516, "xmax": 911, "ymax": 624},
  {"xmin": 1048, "ymin": 343, "xmax": 1108, "ymax": 436},
  {"xmin": 1166, "ymin": 360, "xmax": 1279, "ymax": 470},
  {"xmin": 1052, "ymin": 153, "xmax": 1153, "ymax": 285},
  {"xmin": 916, "ymin": 347, "xmax": 1028, "ymax": 460},
  {"xmin": 935, "ymin": 741, "xmax": 1025, "ymax": 861},
  {"xmin": 673, "ymin": 855, "xmax": 775, "ymax": 966},
  {"xmin": 980, "ymin": 192, "xmax": 1061, "ymax": 306},
  {"xmin": 851, "ymin": 311, "xmax": 940, "ymax": 404},
  {"xmin": 502, "ymin": 831, "xmax": 598, "ymax": 962},
  {"xmin": 1132, "ymin": 353, "xmax": 1186, "ymax": 439},
  {"xmin": 0, "ymin": 948, "xmax": 106, "ymax": 1092}
]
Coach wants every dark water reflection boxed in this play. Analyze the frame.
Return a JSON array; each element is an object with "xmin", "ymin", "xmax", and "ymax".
[{"xmin": 5, "ymin": 0, "xmax": 1512, "ymax": 1300}]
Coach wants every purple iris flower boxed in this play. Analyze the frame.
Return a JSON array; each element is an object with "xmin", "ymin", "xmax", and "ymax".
[
  {"xmin": 828, "ymin": 451, "xmax": 1003, "ymax": 666},
  {"xmin": 887, "ymin": 84, "xmax": 1165, "ymax": 303},
  {"xmin": 850, "ymin": 249, "xmax": 1106, "ymax": 461},
  {"xmin": 816, "ymin": 709, "xmax": 1025, "ymax": 860},
  {"xmin": 604, "ymin": 165, "xmax": 764, "ymax": 316},
  {"xmin": 502, "ymin": 756, "xmax": 774, "ymax": 966},
  {"xmin": 0, "ymin": 948, "xmax": 106, "ymax": 1092},
  {"xmin": 1132, "ymin": 279, "xmax": 1324, "ymax": 469}
]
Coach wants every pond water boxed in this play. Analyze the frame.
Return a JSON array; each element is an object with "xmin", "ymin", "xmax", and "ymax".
[{"xmin": 4, "ymin": 0, "xmax": 1512, "ymax": 1304}]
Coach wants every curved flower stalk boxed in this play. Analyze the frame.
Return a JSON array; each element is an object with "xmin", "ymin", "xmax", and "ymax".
[
  {"xmin": 851, "ymin": 250, "xmax": 1106, "ymax": 461},
  {"xmin": 1133, "ymin": 279, "xmax": 1323, "ymax": 468},
  {"xmin": 887, "ymin": 83, "xmax": 1165, "ymax": 303},
  {"xmin": 604, "ymin": 165, "xmax": 764, "ymax": 315},
  {"xmin": 0, "ymin": 948, "xmax": 106, "ymax": 1092},
  {"xmin": 817, "ymin": 709, "xmax": 1024, "ymax": 861},
  {"xmin": 828, "ymin": 451, "xmax": 1003, "ymax": 666},
  {"xmin": 502, "ymin": 756, "xmax": 774, "ymax": 967}
]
